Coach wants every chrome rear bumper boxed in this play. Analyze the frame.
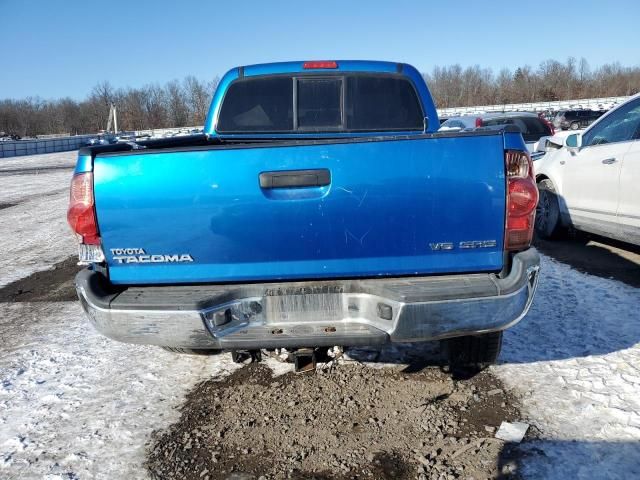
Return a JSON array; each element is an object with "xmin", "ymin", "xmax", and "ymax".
[{"xmin": 76, "ymin": 249, "xmax": 540, "ymax": 349}]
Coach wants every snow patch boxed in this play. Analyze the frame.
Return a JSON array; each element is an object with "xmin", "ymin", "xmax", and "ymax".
[
  {"xmin": 0, "ymin": 152, "xmax": 77, "ymax": 287},
  {"xmin": 493, "ymin": 255, "xmax": 640, "ymax": 477},
  {"xmin": 0, "ymin": 302, "xmax": 239, "ymax": 479}
]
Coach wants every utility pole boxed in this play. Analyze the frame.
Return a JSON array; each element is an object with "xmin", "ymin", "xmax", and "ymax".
[{"xmin": 106, "ymin": 103, "xmax": 118, "ymax": 133}]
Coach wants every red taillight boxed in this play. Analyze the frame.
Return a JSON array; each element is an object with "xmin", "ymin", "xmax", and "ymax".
[
  {"xmin": 303, "ymin": 61, "xmax": 338, "ymax": 69},
  {"xmin": 505, "ymin": 150, "xmax": 538, "ymax": 251},
  {"xmin": 67, "ymin": 172, "xmax": 100, "ymax": 245},
  {"xmin": 475, "ymin": 117, "xmax": 483, "ymax": 128}
]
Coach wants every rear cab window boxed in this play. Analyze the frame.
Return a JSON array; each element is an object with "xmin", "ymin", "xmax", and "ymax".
[
  {"xmin": 216, "ymin": 74, "xmax": 424, "ymax": 133},
  {"xmin": 216, "ymin": 77, "xmax": 293, "ymax": 132},
  {"xmin": 297, "ymin": 78, "xmax": 342, "ymax": 129}
]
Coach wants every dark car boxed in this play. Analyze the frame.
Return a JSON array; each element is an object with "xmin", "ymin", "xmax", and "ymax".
[
  {"xmin": 553, "ymin": 109, "xmax": 605, "ymax": 130},
  {"xmin": 0, "ymin": 132, "xmax": 20, "ymax": 141},
  {"xmin": 439, "ymin": 112, "xmax": 554, "ymax": 153}
]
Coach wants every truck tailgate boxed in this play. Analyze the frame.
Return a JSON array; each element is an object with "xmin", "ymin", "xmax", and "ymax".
[{"xmin": 93, "ymin": 135, "xmax": 506, "ymax": 284}]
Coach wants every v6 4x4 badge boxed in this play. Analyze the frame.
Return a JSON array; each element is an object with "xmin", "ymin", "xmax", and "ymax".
[{"xmin": 430, "ymin": 240, "xmax": 497, "ymax": 251}]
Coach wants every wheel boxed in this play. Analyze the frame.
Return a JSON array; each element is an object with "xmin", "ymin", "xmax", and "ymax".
[
  {"xmin": 535, "ymin": 179, "xmax": 565, "ymax": 239},
  {"xmin": 161, "ymin": 347, "xmax": 222, "ymax": 355},
  {"xmin": 442, "ymin": 331, "xmax": 503, "ymax": 375},
  {"xmin": 570, "ymin": 122, "xmax": 579, "ymax": 130}
]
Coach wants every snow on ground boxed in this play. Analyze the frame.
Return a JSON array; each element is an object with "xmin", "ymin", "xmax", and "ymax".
[
  {"xmin": 0, "ymin": 151, "xmax": 639, "ymax": 478},
  {"xmin": 0, "ymin": 192, "xmax": 76, "ymax": 288},
  {"xmin": 0, "ymin": 171, "xmax": 70, "ymax": 206},
  {"xmin": 0, "ymin": 302, "xmax": 239, "ymax": 479},
  {"xmin": 0, "ymin": 152, "xmax": 77, "ymax": 287},
  {"xmin": 0, "ymin": 151, "xmax": 76, "ymax": 205},
  {"xmin": 494, "ymin": 255, "xmax": 640, "ymax": 477},
  {"xmin": 0, "ymin": 152, "xmax": 77, "ymax": 172}
]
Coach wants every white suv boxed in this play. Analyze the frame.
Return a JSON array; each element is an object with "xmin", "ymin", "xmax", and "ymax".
[{"xmin": 534, "ymin": 94, "xmax": 640, "ymax": 246}]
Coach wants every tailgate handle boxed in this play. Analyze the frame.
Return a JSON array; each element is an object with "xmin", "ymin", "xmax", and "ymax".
[{"xmin": 259, "ymin": 169, "xmax": 331, "ymax": 189}]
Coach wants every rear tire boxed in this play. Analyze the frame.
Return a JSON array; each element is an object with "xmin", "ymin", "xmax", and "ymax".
[
  {"xmin": 442, "ymin": 331, "xmax": 503, "ymax": 375},
  {"xmin": 535, "ymin": 179, "xmax": 565, "ymax": 239},
  {"xmin": 570, "ymin": 122, "xmax": 579, "ymax": 130},
  {"xmin": 161, "ymin": 347, "xmax": 222, "ymax": 355}
]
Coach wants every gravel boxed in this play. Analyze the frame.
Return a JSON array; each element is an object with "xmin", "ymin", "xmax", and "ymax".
[{"xmin": 147, "ymin": 361, "xmax": 527, "ymax": 479}]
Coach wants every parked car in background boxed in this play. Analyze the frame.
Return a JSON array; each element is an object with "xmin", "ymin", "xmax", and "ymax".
[
  {"xmin": 86, "ymin": 136, "xmax": 108, "ymax": 146},
  {"xmin": 553, "ymin": 109, "xmax": 605, "ymax": 130},
  {"xmin": 439, "ymin": 112, "xmax": 554, "ymax": 154},
  {"xmin": 86, "ymin": 134, "xmax": 118, "ymax": 146},
  {"xmin": 535, "ymin": 93, "xmax": 640, "ymax": 245},
  {"xmin": 0, "ymin": 133, "xmax": 20, "ymax": 141},
  {"xmin": 538, "ymin": 110, "xmax": 556, "ymax": 123}
]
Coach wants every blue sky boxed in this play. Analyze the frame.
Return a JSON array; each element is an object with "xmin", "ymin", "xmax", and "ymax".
[{"xmin": 2, "ymin": 0, "xmax": 639, "ymax": 99}]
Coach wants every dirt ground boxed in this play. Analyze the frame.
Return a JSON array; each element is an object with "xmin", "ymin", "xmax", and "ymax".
[
  {"xmin": 146, "ymin": 361, "xmax": 529, "ymax": 480},
  {"xmin": 0, "ymin": 256, "xmax": 80, "ymax": 302}
]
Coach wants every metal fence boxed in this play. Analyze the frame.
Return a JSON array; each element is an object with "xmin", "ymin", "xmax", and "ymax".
[
  {"xmin": 0, "ymin": 126, "xmax": 204, "ymax": 159},
  {"xmin": 437, "ymin": 95, "xmax": 631, "ymax": 117},
  {"xmin": 0, "ymin": 135, "xmax": 95, "ymax": 159}
]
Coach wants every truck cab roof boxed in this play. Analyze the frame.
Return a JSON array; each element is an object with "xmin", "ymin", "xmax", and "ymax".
[
  {"xmin": 240, "ymin": 60, "xmax": 409, "ymax": 76},
  {"xmin": 204, "ymin": 60, "xmax": 439, "ymax": 137}
]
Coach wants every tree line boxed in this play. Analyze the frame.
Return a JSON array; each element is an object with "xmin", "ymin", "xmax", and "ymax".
[
  {"xmin": 425, "ymin": 58, "xmax": 640, "ymax": 108},
  {"xmin": 0, "ymin": 76, "xmax": 219, "ymax": 137},
  {"xmin": 1, "ymin": 58, "xmax": 640, "ymax": 137}
]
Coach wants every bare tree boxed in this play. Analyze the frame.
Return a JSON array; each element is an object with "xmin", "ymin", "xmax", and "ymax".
[
  {"xmin": 143, "ymin": 84, "xmax": 169, "ymax": 129},
  {"xmin": 166, "ymin": 80, "xmax": 189, "ymax": 127},
  {"xmin": 184, "ymin": 76, "xmax": 214, "ymax": 125}
]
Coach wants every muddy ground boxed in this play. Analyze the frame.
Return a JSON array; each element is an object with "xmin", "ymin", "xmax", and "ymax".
[
  {"xmin": 147, "ymin": 361, "xmax": 531, "ymax": 480},
  {"xmin": 0, "ymin": 256, "xmax": 80, "ymax": 302}
]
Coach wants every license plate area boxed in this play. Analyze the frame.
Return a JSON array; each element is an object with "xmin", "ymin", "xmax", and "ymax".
[{"xmin": 264, "ymin": 286, "xmax": 345, "ymax": 324}]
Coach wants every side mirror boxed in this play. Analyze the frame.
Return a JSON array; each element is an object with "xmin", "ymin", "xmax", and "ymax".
[{"xmin": 565, "ymin": 133, "xmax": 582, "ymax": 150}]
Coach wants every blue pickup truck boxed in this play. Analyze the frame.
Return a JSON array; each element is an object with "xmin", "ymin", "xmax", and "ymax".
[{"xmin": 69, "ymin": 60, "xmax": 540, "ymax": 372}]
